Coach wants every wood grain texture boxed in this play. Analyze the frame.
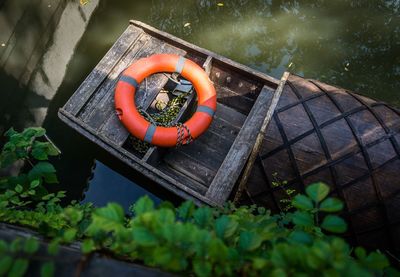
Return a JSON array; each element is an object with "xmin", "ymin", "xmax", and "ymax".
[
  {"xmin": 65, "ymin": 25, "xmax": 143, "ymax": 116},
  {"xmin": 205, "ymin": 85, "xmax": 276, "ymax": 205}
]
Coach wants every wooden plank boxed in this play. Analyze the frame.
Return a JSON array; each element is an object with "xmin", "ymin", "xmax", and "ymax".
[
  {"xmin": 129, "ymin": 20, "xmax": 279, "ymax": 87},
  {"xmin": 234, "ymin": 72, "xmax": 290, "ymax": 203},
  {"xmin": 65, "ymin": 24, "xmax": 143, "ymax": 115},
  {"xmin": 157, "ymin": 164, "xmax": 208, "ymax": 195},
  {"xmin": 205, "ymin": 85, "xmax": 277, "ymax": 205},
  {"xmin": 163, "ymin": 150, "xmax": 216, "ymax": 186},
  {"xmin": 177, "ymin": 139, "xmax": 226, "ymax": 171},
  {"xmin": 195, "ymin": 128, "xmax": 233, "ymax": 156},
  {"xmin": 215, "ymin": 102, "xmax": 247, "ymax": 128},
  {"xmin": 215, "ymin": 84, "xmax": 255, "ymax": 115},
  {"xmin": 79, "ymin": 33, "xmax": 151, "ymax": 124}
]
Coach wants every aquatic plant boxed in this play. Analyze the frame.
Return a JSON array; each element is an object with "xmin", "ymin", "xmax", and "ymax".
[{"xmin": 0, "ymin": 128, "xmax": 398, "ymax": 276}]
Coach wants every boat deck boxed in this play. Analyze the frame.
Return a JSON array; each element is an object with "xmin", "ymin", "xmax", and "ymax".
[{"xmin": 59, "ymin": 20, "xmax": 281, "ymax": 205}]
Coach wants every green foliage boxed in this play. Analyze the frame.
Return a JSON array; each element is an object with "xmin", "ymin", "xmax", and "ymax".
[
  {"xmin": 0, "ymin": 128, "xmax": 398, "ymax": 276},
  {"xmin": 0, "ymin": 237, "xmax": 56, "ymax": 277},
  {"xmin": 0, "ymin": 127, "xmax": 61, "ymax": 210}
]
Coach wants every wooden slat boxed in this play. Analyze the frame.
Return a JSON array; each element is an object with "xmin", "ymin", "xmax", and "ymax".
[
  {"xmin": 215, "ymin": 84, "xmax": 255, "ymax": 115},
  {"xmin": 157, "ymin": 164, "xmax": 208, "ymax": 195},
  {"xmin": 177, "ymin": 139, "xmax": 226, "ymax": 172},
  {"xmin": 64, "ymin": 24, "xmax": 143, "ymax": 115},
  {"xmin": 205, "ymin": 85, "xmax": 278, "ymax": 205},
  {"xmin": 234, "ymin": 72, "xmax": 290, "ymax": 202},
  {"xmin": 79, "ymin": 33, "xmax": 151, "ymax": 124},
  {"xmin": 163, "ymin": 150, "xmax": 216, "ymax": 186}
]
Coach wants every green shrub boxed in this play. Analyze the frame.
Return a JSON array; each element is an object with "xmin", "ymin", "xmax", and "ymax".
[{"xmin": 0, "ymin": 127, "xmax": 398, "ymax": 276}]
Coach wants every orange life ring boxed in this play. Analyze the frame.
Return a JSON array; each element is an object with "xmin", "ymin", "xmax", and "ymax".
[{"xmin": 114, "ymin": 54, "xmax": 217, "ymax": 147}]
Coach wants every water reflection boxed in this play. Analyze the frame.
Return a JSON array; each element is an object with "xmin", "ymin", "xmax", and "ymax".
[
  {"xmin": 82, "ymin": 161, "xmax": 161, "ymax": 211},
  {"xmin": 0, "ymin": 0, "xmax": 399, "ymax": 205},
  {"xmin": 148, "ymin": 0, "xmax": 400, "ymax": 106}
]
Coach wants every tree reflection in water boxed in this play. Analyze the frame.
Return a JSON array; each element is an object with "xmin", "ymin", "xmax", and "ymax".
[{"xmin": 146, "ymin": 0, "xmax": 400, "ymax": 106}]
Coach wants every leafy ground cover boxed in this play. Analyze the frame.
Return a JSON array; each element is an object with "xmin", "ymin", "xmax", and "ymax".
[{"xmin": 0, "ymin": 128, "xmax": 398, "ymax": 276}]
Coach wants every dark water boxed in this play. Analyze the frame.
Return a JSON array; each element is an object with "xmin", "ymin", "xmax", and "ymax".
[{"xmin": 0, "ymin": 0, "xmax": 399, "ymax": 207}]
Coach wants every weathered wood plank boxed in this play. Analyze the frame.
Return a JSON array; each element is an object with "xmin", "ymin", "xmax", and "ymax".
[
  {"xmin": 215, "ymin": 84, "xmax": 255, "ymax": 115},
  {"xmin": 177, "ymin": 139, "xmax": 226, "ymax": 172},
  {"xmin": 163, "ymin": 150, "xmax": 216, "ymax": 186},
  {"xmin": 157, "ymin": 164, "xmax": 208, "ymax": 195},
  {"xmin": 214, "ymin": 102, "xmax": 247, "ymax": 129},
  {"xmin": 205, "ymin": 85, "xmax": 277, "ymax": 205},
  {"xmin": 79, "ymin": 33, "xmax": 151, "ymax": 124},
  {"xmin": 65, "ymin": 24, "xmax": 143, "ymax": 115},
  {"xmin": 234, "ymin": 72, "xmax": 289, "ymax": 203}
]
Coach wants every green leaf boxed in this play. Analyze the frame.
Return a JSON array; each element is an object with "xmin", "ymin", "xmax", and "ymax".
[
  {"xmin": 96, "ymin": 203, "xmax": 124, "ymax": 224},
  {"xmin": 193, "ymin": 259, "xmax": 212, "ymax": 277},
  {"xmin": 5, "ymin": 127, "xmax": 17, "ymax": 137},
  {"xmin": 289, "ymin": 230, "xmax": 313, "ymax": 244},
  {"xmin": 132, "ymin": 227, "xmax": 158, "ymax": 247},
  {"xmin": 193, "ymin": 207, "xmax": 212, "ymax": 228},
  {"xmin": 81, "ymin": 239, "xmax": 96, "ymax": 254},
  {"xmin": 23, "ymin": 237, "xmax": 39, "ymax": 254},
  {"xmin": 239, "ymin": 231, "xmax": 262, "ymax": 251},
  {"xmin": 292, "ymin": 194, "xmax": 314, "ymax": 210},
  {"xmin": 31, "ymin": 143, "xmax": 48, "ymax": 160},
  {"xmin": 0, "ymin": 151, "xmax": 17, "ymax": 168},
  {"xmin": 132, "ymin": 196, "xmax": 154, "ymax": 216},
  {"xmin": 29, "ymin": 179, "xmax": 40, "ymax": 189},
  {"xmin": 153, "ymin": 246, "xmax": 172, "ymax": 266},
  {"xmin": 28, "ymin": 162, "xmax": 58, "ymax": 184},
  {"xmin": 292, "ymin": 211, "xmax": 314, "ymax": 227},
  {"xmin": 321, "ymin": 215, "xmax": 347, "ymax": 233},
  {"xmin": 0, "ymin": 240, "xmax": 8, "ymax": 253},
  {"xmin": 306, "ymin": 182, "xmax": 330, "ymax": 203},
  {"xmin": 177, "ymin": 201, "xmax": 195, "ymax": 221},
  {"xmin": 40, "ymin": 262, "xmax": 55, "ymax": 277},
  {"xmin": 47, "ymin": 240, "xmax": 59, "ymax": 255},
  {"xmin": 22, "ymin": 127, "xmax": 45, "ymax": 138},
  {"xmin": 319, "ymin": 197, "xmax": 343, "ymax": 212},
  {"xmin": 0, "ymin": 255, "xmax": 13, "ymax": 275},
  {"xmin": 10, "ymin": 238, "xmax": 22, "ymax": 253},
  {"xmin": 208, "ymin": 238, "xmax": 228, "ymax": 260},
  {"xmin": 8, "ymin": 258, "xmax": 29, "ymax": 277},
  {"xmin": 215, "ymin": 215, "xmax": 238, "ymax": 239},
  {"xmin": 15, "ymin": 184, "xmax": 23, "ymax": 193},
  {"xmin": 63, "ymin": 228, "xmax": 77, "ymax": 243},
  {"xmin": 365, "ymin": 252, "xmax": 389, "ymax": 270},
  {"xmin": 63, "ymin": 207, "xmax": 83, "ymax": 225},
  {"xmin": 355, "ymin": 247, "xmax": 366, "ymax": 259}
]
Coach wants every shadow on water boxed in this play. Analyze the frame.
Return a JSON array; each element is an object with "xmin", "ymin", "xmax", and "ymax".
[{"xmin": 0, "ymin": 0, "xmax": 399, "ymax": 207}]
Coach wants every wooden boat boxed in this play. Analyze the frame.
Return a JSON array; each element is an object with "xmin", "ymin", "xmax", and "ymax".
[{"xmin": 59, "ymin": 21, "xmax": 400, "ymax": 252}]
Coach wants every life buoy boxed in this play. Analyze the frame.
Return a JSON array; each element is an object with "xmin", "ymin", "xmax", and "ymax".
[{"xmin": 114, "ymin": 54, "xmax": 217, "ymax": 147}]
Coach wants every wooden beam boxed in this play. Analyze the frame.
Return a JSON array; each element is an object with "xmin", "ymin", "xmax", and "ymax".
[
  {"xmin": 233, "ymin": 72, "xmax": 290, "ymax": 203},
  {"xmin": 205, "ymin": 78, "xmax": 286, "ymax": 205}
]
